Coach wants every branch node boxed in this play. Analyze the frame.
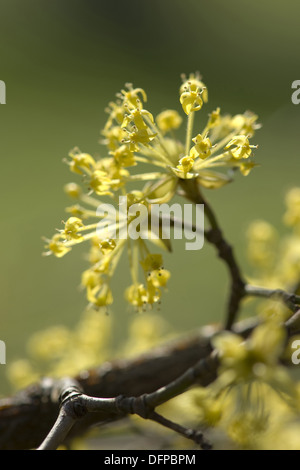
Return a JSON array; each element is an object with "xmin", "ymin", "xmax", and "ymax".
[
  {"xmin": 132, "ymin": 394, "xmax": 152, "ymax": 419},
  {"xmin": 59, "ymin": 383, "xmax": 87, "ymax": 420}
]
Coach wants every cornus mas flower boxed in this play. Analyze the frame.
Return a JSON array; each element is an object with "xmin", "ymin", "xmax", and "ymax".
[{"xmin": 44, "ymin": 73, "xmax": 260, "ymax": 311}]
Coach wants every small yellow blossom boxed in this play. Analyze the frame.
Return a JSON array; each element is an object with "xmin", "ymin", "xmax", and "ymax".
[
  {"xmin": 43, "ymin": 234, "xmax": 72, "ymax": 258},
  {"xmin": 206, "ymin": 107, "xmax": 221, "ymax": 129},
  {"xmin": 230, "ymin": 111, "xmax": 261, "ymax": 137},
  {"xmin": 120, "ymin": 84, "xmax": 147, "ymax": 108},
  {"xmin": 104, "ymin": 100, "xmax": 125, "ymax": 130},
  {"xmin": 81, "ymin": 268, "xmax": 102, "ymax": 290},
  {"xmin": 111, "ymin": 144, "xmax": 136, "ymax": 167},
  {"xmin": 101, "ymin": 126, "xmax": 125, "ymax": 151},
  {"xmin": 68, "ymin": 149, "xmax": 96, "ymax": 175},
  {"xmin": 121, "ymin": 104, "xmax": 154, "ymax": 131},
  {"xmin": 100, "ymin": 239, "xmax": 116, "ymax": 254},
  {"xmin": 140, "ymin": 253, "xmax": 163, "ymax": 272},
  {"xmin": 190, "ymin": 134, "xmax": 212, "ymax": 159},
  {"xmin": 122, "ymin": 128, "xmax": 157, "ymax": 151},
  {"xmin": 180, "ymin": 72, "xmax": 208, "ymax": 103},
  {"xmin": 156, "ymin": 110, "xmax": 182, "ymax": 134},
  {"xmin": 212, "ymin": 319, "xmax": 291, "ymax": 388},
  {"xmin": 225, "ymin": 135, "xmax": 257, "ymax": 160},
  {"xmin": 176, "ymin": 155, "xmax": 195, "ymax": 174},
  {"xmin": 62, "ymin": 217, "xmax": 84, "ymax": 241},
  {"xmin": 87, "ymin": 283, "xmax": 113, "ymax": 308},
  {"xmin": 246, "ymin": 219, "xmax": 277, "ymax": 269},
  {"xmin": 125, "ymin": 283, "xmax": 148, "ymax": 308},
  {"xmin": 7, "ymin": 359, "xmax": 39, "ymax": 389},
  {"xmin": 239, "ymin": 160, "xmax": 257, "ymax": 176},
  {"xmin": 180, "ymin": 87, "xmax": 204, "ymax": 115},
  {"xmin": 284, "ymin": 187, "xmax": 300, "ymax": 229},
  {"xmin": 89, "ymin": 168, "xmax": 121, "ymax": 196},
  {"xmin": 64, "ymin": 182, "xmax": 82, "ymax": 199}
]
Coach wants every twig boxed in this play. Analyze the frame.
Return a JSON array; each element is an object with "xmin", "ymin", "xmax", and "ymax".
[
  {"xmin": 36, "ymin": 299, "xmax": 300, "ymax": 452},
  {"xmin": 178, "ymin": 179, "xmax": 246, "ymax": 330},
  {"xmin": 142, "ymin": 351, "xmax": 218, "ymax": 409},
  {"xmin": 37, "ymin": 353, "xmax": 218, "ymax": 450},
  {"xmin": 3, "ymin": 309, "xmax": 300, "ymax": 450},
  {"xmin": 149, "ymin": 411, "xmax": 212, "ymax": 450},
  {"xmin": 245, "ymin": 284, "xmax": 300, "ymax": 312},
  {"xmin": 0, "ymin": 325, "xmax": 217, "ymax": 450},
  {"xmin": 37, "ymin": 379, "xmax": 84, "ymax": 450}
]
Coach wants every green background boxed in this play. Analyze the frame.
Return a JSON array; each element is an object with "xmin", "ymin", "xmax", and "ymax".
[{"xmin": 1, "ymin": 0, "xmax": 300, "ymax": 394}]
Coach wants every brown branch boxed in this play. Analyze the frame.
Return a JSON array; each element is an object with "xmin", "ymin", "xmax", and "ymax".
[
  {"xmin": 1, "ymin": 319, "xmax": 258, "ymax": 450},
  {"xmin": 148, "ymin": 411, "xmax": 212, "ymax": 450},
  {"xmin": 245, "ymin": 284, "xmax": 300, "ymax": 313},
  {"xmin": 0, "ymin": 324, "xmax": 217, "ymax": 450},
  {"xmin": 178, "ymin": 179, "xmax": 246, "ymax": 330},
  {"xmin": 37, "ymin": 379, "xmax": 82, "ymax": 450},
  {"xmin": 2, "ymin": 308, "xmax": 299, "ymax": 451},
  {"xmin": 37, "ymin": 374, "xmax": 215, "ymax": 450}
]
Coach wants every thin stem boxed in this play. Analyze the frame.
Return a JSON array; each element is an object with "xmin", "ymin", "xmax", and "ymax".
[
  {"xmin": 179, "ymin": 178, "xmax": 246, "ymax": 330},
  {"xmin": 37, "ymin": 409, "xmax": 76, "ymax": 450},
  {"xmin": 144, "ymin": 351, "xmax": 219, "ymax": 409},
  {"xmin": 143, "ymin": 115, "xmax": 171, "ymax": 161},
  {"xmin": 245, "ymin": 284, "xmax": 300, "ymax": 312},
  {"xmin": 185, "ymin": 112, "xmax": 195, "ymax": 156},
  {"xmin": 37, "ymin": 352, "xmax": 218, "ymax": 451},
  {"xmin": 149, "ymin": 411, "xmax": 212, "ymax": 450}
]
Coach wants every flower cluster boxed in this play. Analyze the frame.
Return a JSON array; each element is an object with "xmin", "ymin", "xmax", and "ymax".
[
  {"xmin": 44, "ymin": 73, "xmax": 259, "ymax": 311},
  {"xmin": 246, "ymin": 187, "xmax": 300, "ymax": 316}
]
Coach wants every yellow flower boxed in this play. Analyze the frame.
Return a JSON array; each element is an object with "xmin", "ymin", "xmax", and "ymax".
[
  {"xmin": 67, "ymin": 148, "xmax": 96, "ymax": 175},
  {"xmin": 180, "ymin": 72, "xmax": 208, "ymax": 103},
  {"xmin": 212, "ymin": 320, "xmax": 288, "ymax": 384},
  {"xmin": 120, "ymin": 84, "xmax": 147, "ymax": 108},
  {"xmin": 180, "ymin": 88, "xmax": 204, "ymax": 115},
  {"xmin": 190, "ymin": 134, "xmax": 212, "ymax": 159},
  {"xmin": 284, "ymin": 187, "xmax": 300, "ymax": 229},
  {"xmin": 225, "ymin": 135, "xmax": 257, "ymax": 160},
  {"xmin": 62, "ymin": 217, "xmax": 84, "ymax": 241},
  {"xmin": 111, "ymin": 144, "xmax": 136, "ymax": 167},
  {"xmin": 246, "ymin": 219, "xmax": 277, "ymax": 269},
  {"xmin": 125, "ymin": 283, "xmax": 148, "ymax": 308},
  {"xmin": 89, "ymin": 170, "xmax": 114, "ymax": 196},
  {"xmin": 121, "ymin": 104, "xmax": 154, "ymax": 131},
  {"xmin": 43, "ymin": 234, "xmax": 72, "ymax": 258},
  {"xmin": 64, "ymin": 182, "xmax": 82, "ymax": 199},
  {"xmin": 239, "ymin": 160, "xmax": 257, "ymax": 176},
  {"xmin": 156, "ymin": 110, "xmax": 182, "ymax": 134},
  {"xmin": 176, "ymin": 155, "xmax": 195, "ymax": 174},
  {"xmin": 45, "ymin": 72, "xmax": 259, "ymax": 310},
  {"xmin": 87, "ymin": 283, "xmax": 113, "ymax": 308}
]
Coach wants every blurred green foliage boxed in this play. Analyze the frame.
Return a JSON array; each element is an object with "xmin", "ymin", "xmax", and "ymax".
[{"xmin": 1, "ymin": 0, "xmax": 300, "ymax": 393}]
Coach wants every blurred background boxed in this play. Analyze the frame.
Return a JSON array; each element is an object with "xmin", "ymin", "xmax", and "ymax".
[{"xmin": 1, "ymin": 0, "xmax": 300, "ymax": 394}]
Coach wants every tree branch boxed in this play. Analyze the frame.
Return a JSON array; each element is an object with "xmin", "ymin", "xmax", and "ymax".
[
  {"xmin": 3, "ymin": 308, "xmax": 300, "ymax": 450},
  {"xmin": 245, "ymin": 284, "xmax": 300, "ymax": 312},
  {"xmin": 37, "ymin": 369, "xmax": 215, "ymax": 451},
  {"xmin": 0, "ymin": 324, "xmax": 217, "ymax": 450},
  {"xmin": 30, "ymin": 302, "xmax": 300, "ymax": 450},
  {"xmin": 178, "ymin": 179, "xmax": 246, "ymax": 330}
]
